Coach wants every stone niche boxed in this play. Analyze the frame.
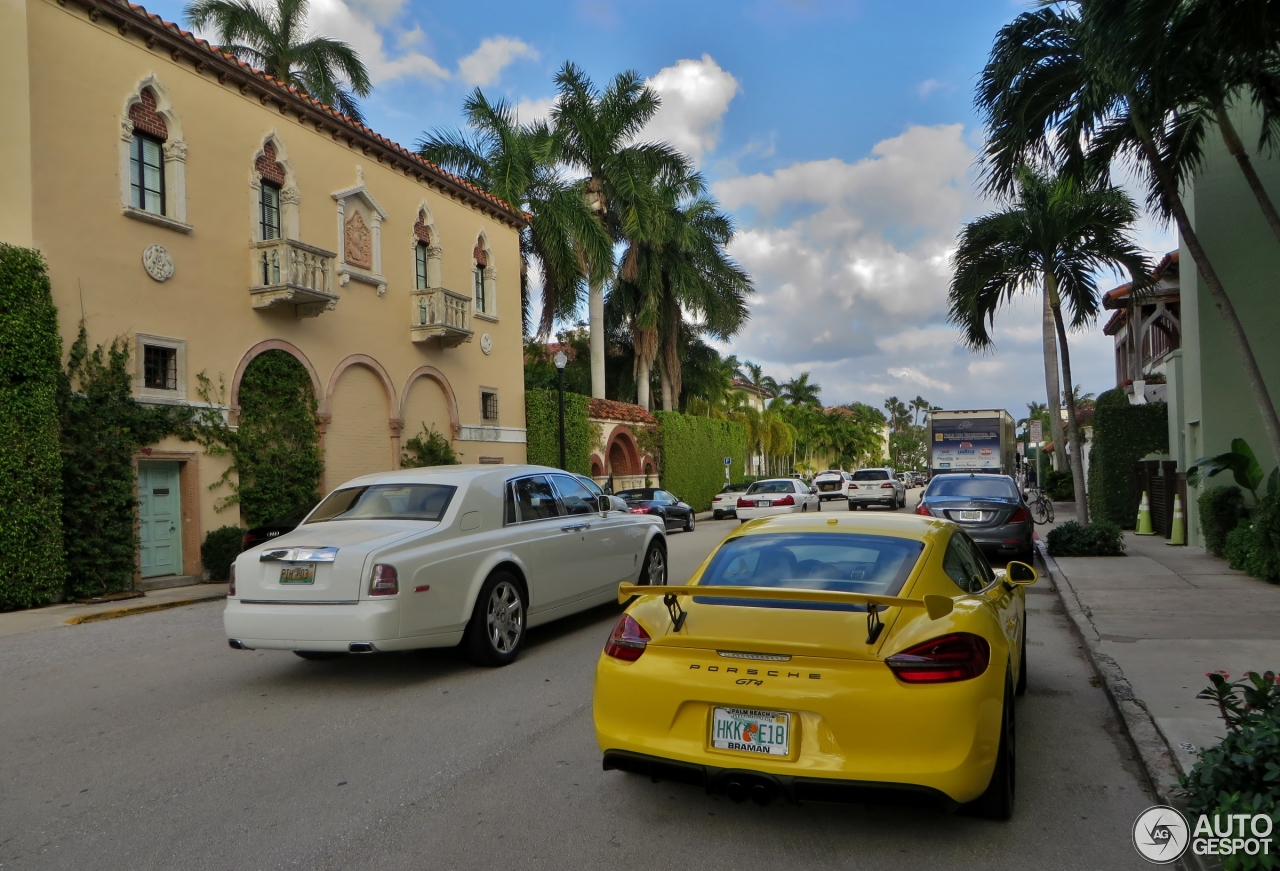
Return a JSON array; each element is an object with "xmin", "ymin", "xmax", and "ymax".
[{"xmin": 332, "ymin": 168, "xmax": 388, "ymax": 295}]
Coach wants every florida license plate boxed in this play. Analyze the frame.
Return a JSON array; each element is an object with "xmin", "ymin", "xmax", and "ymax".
[
  {"xmin": 758, "ymin": 500, "xmax": 772, "ymax": 508},
  {"xmin": 959, "ymin": 510, "xmax": 982, "ymax": 521},
  {"xmin": 279, "ymin": 563, "xmax": 316, "ymax": 584},
  {"xmin": 711, "ymin": 707, "xmax": 791, "ymax": 756}
]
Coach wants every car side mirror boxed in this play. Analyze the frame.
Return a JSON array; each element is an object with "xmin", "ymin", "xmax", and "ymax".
[
  {"xmin": 598, "ymin": 494, "xmax": 612, "ymax": 515},
  {"xmin": 1006, "ymin": 561, "xmax": 1038, "ymax": 585}
]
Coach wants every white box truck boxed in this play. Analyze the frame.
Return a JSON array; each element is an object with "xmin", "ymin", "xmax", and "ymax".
[{"xmin": 926, "ymin": 409, "xmax": 1016, "ymax": 477}]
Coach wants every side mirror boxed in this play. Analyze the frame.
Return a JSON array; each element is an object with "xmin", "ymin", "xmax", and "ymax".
[
  {"xmin": 598, "ymin": 494, "xmax": 612, "ymax": 514},
  {"xmin": 1006, "ymin": 561, "xmax": 1038, "ymax": 585}
]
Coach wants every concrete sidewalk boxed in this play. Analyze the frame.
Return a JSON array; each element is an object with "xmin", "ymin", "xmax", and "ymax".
[
  {"xmin": 0, "ymin": 583, "xmax": 227, "ymax": 638},
  {"xmin": 1038, "ymin": 503, "xmax": 1280, "ymax": 796}
]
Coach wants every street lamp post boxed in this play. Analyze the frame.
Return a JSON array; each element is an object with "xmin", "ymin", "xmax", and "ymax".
[{"xmin": 553, "ymin": 351, "xmax": 568, "ymax": 470}]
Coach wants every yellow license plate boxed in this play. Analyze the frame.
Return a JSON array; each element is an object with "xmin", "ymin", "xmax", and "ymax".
[{"xmin": 279, "ymin": 563, "xmax": 316, "ymax": 584}]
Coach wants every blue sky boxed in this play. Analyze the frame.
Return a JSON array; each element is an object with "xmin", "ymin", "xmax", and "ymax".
[{"xmin": 146, "ymin": 0, "xmax": 1175, "ymax": 416}]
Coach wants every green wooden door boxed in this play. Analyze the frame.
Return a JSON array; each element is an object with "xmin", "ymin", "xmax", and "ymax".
[{"xmin": 139, "ymin": 461, "xmax": 182, "ymax": 578}]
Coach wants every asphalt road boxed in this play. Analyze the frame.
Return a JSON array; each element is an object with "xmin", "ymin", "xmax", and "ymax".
[{"xmin": 0, "ymin": 493, "xmax": 1157, "ymax": 870}]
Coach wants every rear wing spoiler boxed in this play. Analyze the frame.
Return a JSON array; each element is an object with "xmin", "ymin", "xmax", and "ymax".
[{"xmin": 618, "ymin": 583, "xmax": 955, "ymax": 641}]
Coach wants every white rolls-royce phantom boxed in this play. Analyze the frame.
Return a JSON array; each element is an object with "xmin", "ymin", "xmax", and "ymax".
[{"xmin": 225, "ymin": 465, "xmax": 668, "ymax": 666}]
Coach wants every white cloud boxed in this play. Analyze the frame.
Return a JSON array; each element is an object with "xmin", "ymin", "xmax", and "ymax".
[
  {"xmin": 916, "ymin": 78, "xmax": 949, "ymax": 99},
  {"xmin": 458, "ymin": 37, "xmax": 539, "ymax": 87},
  {"xmin": 515, "ymin": 96, "xmax": 557, "ymax": 125},
  {"xmin": 642, "ymin": 55, "xmax": 740, "ymax": 164},
  {"xmin": 304, "ymin": 0, "xmax": 448, "ymax": 84},
  {"xmin": 707, "ymin": 123, "xmax": 1122, "ymax": 415}
]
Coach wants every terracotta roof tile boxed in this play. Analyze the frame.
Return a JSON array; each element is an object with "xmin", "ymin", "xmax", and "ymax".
[{"xmin": 587, "ymin": 398, "xmax": 656, "ymax": 425}]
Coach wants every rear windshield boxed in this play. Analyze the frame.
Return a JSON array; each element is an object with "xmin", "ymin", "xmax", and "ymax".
[
  {"xmin": 695, "ymin": 532, "xmax": 924, "ymax": 611},
  {"xmin": 746, "ymin": 480, "xmax": 794, "ymax": 494},
  {"xmin": 616, "ymin": 489, "xmax": 653, "ymax": 501},
  {"xmin": 306, "ymin": 484, "xmax": 456, "ymax": 523},
  {"xmin": 927, "ymin": 477, "xmax": 1018, "ymax": 499},
  {"xmin": 721, "ymin": 483, "xmax": 749, "ymax": 493},
  {"xmin": 852, "ymin": 470, "xmax": 889, "ymax": 481}
]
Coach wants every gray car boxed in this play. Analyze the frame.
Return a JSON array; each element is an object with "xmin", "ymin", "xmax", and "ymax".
[{"xmin": 916, "ymin": 473, "xmax": 1034, "ymax": 563}]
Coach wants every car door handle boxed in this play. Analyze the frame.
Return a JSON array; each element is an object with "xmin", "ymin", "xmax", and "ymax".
[{"xmin": 561, "ymin": 523, "xmax": 589, "ymax": 532}]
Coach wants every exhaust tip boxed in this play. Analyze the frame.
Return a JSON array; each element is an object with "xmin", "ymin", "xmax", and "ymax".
[
  {"xmin": 750, "ymin": 783, "xmax": 775, "ymax": 806},
  {"xmin": 724, "ymin": 780, "xmax": 747, "ymax": 803},
  {"xmin": 227, "ymin": 638, "xmax": 245, "ymax": 650},
  {"xmin": 348, "ymin": 642, "xmax": 375, "ymax": 653}
]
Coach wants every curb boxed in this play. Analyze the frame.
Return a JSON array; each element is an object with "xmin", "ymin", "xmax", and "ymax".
[
  {"xmin": 64, "ymin": 593, "xmax": 226, "ymax": 625},
  {"xmin": 1036, "ymin": 541, "xmax": 1216, "ymax": 871}
]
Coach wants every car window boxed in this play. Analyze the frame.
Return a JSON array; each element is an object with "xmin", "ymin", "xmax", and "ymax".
[
  {"xmin": 616, "ymin": 489, "xmax": 651, "ymax": 501},
  {"xmin": 695, "ymin": 532, "xmax": 925, "ymax": 612},
  {"xmin": 551, "ymin": 474, "xmax": 597, "ymax": 516},
  {"xmin": 852, "ymin": 470, "xmax": 890, "ymax": 481},
  {"xmin": 926, "ymin": 476, "xmax": 1019, "ymax": 499},
  {"xmin": 964, "ymin": 534, "xmax": 997, "ymax": 586},
  {"xmin": 746, "ymin": 480, "xmax": 793, "ymax": 494},
  {"xmin": 307, "ymin": 484, "xmax": 455, "ymax": 523},
  {"xmin": 942, "ymin": 533, "xmax": 991, "ymax": 593},
  {"xmin": 512, "ymin": 476, "xmax": 561, "ymax": 522},
  {"xmin": 578, "ymin": 477, "xmax": 604, "ymax": 499}
]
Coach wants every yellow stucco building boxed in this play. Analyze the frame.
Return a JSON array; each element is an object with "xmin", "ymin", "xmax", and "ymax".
[{"xmin": 2, "ymin": 0, "xmax": 527, "ymax": 585}]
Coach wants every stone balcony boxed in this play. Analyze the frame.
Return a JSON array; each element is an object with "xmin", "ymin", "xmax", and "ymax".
[
  {"xmin": 410, "ymin": 287, "xmax": 472, "ymax": 348},
  {"xmin": 249, "ymin": 238, "xmax": 340, "ymax": 318}
]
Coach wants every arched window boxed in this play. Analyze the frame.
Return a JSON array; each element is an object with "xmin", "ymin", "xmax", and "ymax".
[
  {"xmin": 472, "ymin": 234, "xmax": 496, "ymax": 318},
  {"xmin": 120, "ymin": 78, "xmax": 188, "ymax": 229},
  {"xmin": 414, "ymin": 212, "xmax": 433, "ymax": 290},
  {"xmin": 251, "ymin": 135, "xmax": 299, "ymax": 242}
]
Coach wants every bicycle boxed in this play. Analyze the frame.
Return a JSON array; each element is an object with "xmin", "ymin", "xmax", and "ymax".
[{"xmin": 1026, "ymin": 487, "xmax": 1054, "ymax": 525}]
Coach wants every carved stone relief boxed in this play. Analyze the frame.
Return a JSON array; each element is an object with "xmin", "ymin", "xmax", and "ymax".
[{"xmin": 344, "ymin": 210, "xmax": 372, "ymax": 270}]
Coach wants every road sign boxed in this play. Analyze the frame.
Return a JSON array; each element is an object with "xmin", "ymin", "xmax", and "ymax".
[
  {"xmin": 1029, "ymin": 420, "xmax": 1043, "ymax": 443},
  {"xmin": 724, "ymin": 457, "xmax": 732, "ymax": 465}
]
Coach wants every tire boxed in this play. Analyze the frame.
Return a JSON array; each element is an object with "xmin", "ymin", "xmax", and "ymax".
[
  {"xmin": 462, "ymin": 571, "xmax": 527, "ymax": 667},
  {"xmin": 684, "ymin": 512, "xmax": 695, "ymax": 533},
  {"xmin": 966, "ymin": 671, "xmax": 1015, "ymax": 820},
  {"xmin": 1016, "ymin": 626, "xmax": 1028, "ymax": 697},
  {"xmin": 713, "ymin": 510, "xmax": 723, "ymax": 521},
  {"xmin": 1045, "ymin": 501, "xmax": 1055, "ymax": 523},
  {"xmin": 801, "ymin": 502, "xmax": 808, "ymax": 513},
  {"xmin": 638, "ymin": 540, "xmax": 668, "ymax": 587},
  {"xmin": 294, "ymin": 650, "xmax": 343, "ymax": 661}
]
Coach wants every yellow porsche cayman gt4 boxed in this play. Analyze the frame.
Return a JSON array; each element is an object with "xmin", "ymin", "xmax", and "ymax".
[{"xmin": 592, "ymin": 512, "xmax": 1036, "ymax": 819}]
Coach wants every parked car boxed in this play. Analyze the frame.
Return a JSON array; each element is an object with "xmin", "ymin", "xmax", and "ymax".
[
  {"xmin": 916, "ymin": 472, "xmax": 1033, "ymax": 563},
  {"xmin": 736, "ymin": 478, "xmax": 820, "ymax": 522},
  {"xmin": 812, "ymin": 469, "xmax": 854, "ymax": 503},
  {"xmin": 240, "ymin": 501, "xmax": 318, "ymax": 552},
  {"xmin": 225, "ymin": 465, "xmax": 667, "ymax": 666},
  {"xmin": 616, "ymin": 488, "xmax": 697, "ymax": 532},
  {"xmin": 848, "ymin": 468, "xmax": 906, "ymax": 509},
  {"xmin": 596, "ymin": 511, "xmax": 1036, "ymax": 818},
  {"xmin": 711, "ymin": 482, "xmax": 751, "ymax": 520}
]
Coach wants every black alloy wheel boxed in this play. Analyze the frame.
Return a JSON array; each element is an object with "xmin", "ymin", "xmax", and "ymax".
[{"xmin": 966, "ymin": 670, "xmax": 1016, "ymax": 820}]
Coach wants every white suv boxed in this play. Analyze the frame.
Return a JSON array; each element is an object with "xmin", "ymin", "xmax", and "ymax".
[
  {"xmin": 847, "ymin": 467, "xmax": 906, "ymax": 510},
  {"xmin": 812, "ymin": 469, "xmax": 853, "ymax": 503}
]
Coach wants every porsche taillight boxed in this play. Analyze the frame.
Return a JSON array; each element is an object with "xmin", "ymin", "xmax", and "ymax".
[
  {"xmin": 886, "ymin": 633, "xmax": 990, "ymax": 683},
  {"xmin": 604, "ymin": 614, "xmax": 651, "ymax": 662}
]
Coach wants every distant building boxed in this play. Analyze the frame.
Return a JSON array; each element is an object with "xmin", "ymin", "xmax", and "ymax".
[
  {"xmin": 1102, "ymin": 251, "xmax": 1181, "ymax": 402},
  {"xmin": 729, "ymin": 379, "xmax": 772, "ymax": 412}
]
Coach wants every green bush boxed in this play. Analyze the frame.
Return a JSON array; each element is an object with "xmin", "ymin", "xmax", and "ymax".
[
  {"xmin": 652, "ymin": 412, "xmax": 747, "ymax": 512},
  {"xmin": 1181, "ymin": 671, "xmax": 1280, "ymax": 871},
  {"xmin": 524, "ymin": 389, "xmax": 593, "ymax": 475},
  {"xmin": 1046, "ymin": 520, "xmax": 1126, "ymax": 557},
  {"xmin": 59, "ymin": 327, "xmax": 190, "ymax": 600},
  {"xmin": 1086, "ymin": 389, "xmax": 1169, "ymax": 527},
  {"xmin": 1223, "ymin": 494, "xmax": 1280, "ymax": 583},
  {"xmin": 201, "ymin": 526, "xmax": 243, "ymax": 582},
  {"xmin": 0, "ymin": 245, "xmax": 66, "ymax": 609},
  {"xmin": 1043, "ymin": 469, "xmax": 1074, "ymax": 501},
  {"xmin": 1200, "ymin": 486, "xmax": 1249, "ymax": 558},
  {"xmin": 401, "ymin": 424, "xmax": 459, "ymax": 467}
]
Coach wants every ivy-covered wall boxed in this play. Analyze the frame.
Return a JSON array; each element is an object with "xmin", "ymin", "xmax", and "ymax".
[
  {"xmin": 0, "ymin": 245, "xmax": 66, "ymax": 609},
  {"xmin": 525, "ymin": 389, "xmax": 593, "ymax": 475},
  {"xmin": 1087, "ymin": 389, "xmax": 1169, "ymax": 526},
  {"xmin": 652, "ymin": 412, "xmax": 747, "ymax": 512}
]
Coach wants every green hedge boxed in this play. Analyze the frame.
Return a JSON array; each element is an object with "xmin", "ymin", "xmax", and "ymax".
[
  {"xmin": 0, "ymin": 245, "xmax": 66, "ymax": 609},
  {"xmin": 1046, "ymin": 520, "xmax": 1126, "ymax": 556},
  {"xmin": 201, "ymin": 526, "xmax": 243, "ymax": 582},
  {"xmin": 1087, "ymin": 389, "xmax": 1169, "ymax": 527},
  {"xmin": 1199, "ymin": 486, "xmax": 1248, "ymax": 558},
  {"xmin": 653, "ymin": 411, "xmax": 747, "ymax": 512},
  {"xmin": 525, "ymin": 389, "xmax": 592, "ymax": 475}
]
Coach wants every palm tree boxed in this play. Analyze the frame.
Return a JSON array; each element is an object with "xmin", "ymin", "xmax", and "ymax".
[
  {"xmin": 738, "ymin": 361, "xmax": 779, "ymax": 398},
  {"xmin": 949, "ymin": 166, "xmax": 1147, "ymax": 523},
  {"xmin": 417, "ymin": 91, "xmax": 613, "ymax": 336},
  {"xmin": 185, "ymin": 0, "xmax": 372, "ymax": 123},
  {"xmin": 910, "ymin": 395, "xmax": 930, "ymax": 428},
  {"xmin": 780, "ymin": 372, "xmax": 822, "ymax": 408},
  {"xmin": 978, "ymin": 2, "xmax": 1280, "ymax": 463},
  {"xmin": 552, "ymin": 64, "xmax": 694, "ymax": 400}
]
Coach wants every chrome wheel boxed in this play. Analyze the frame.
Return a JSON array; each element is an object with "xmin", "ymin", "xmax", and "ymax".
[
  {"xmin": 486, "ymin": 581, "xmax": 524, "ymax": 653},
  {"xmin": 643, "ymin": 545, "xmax": 667, "ymax": 586}
]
